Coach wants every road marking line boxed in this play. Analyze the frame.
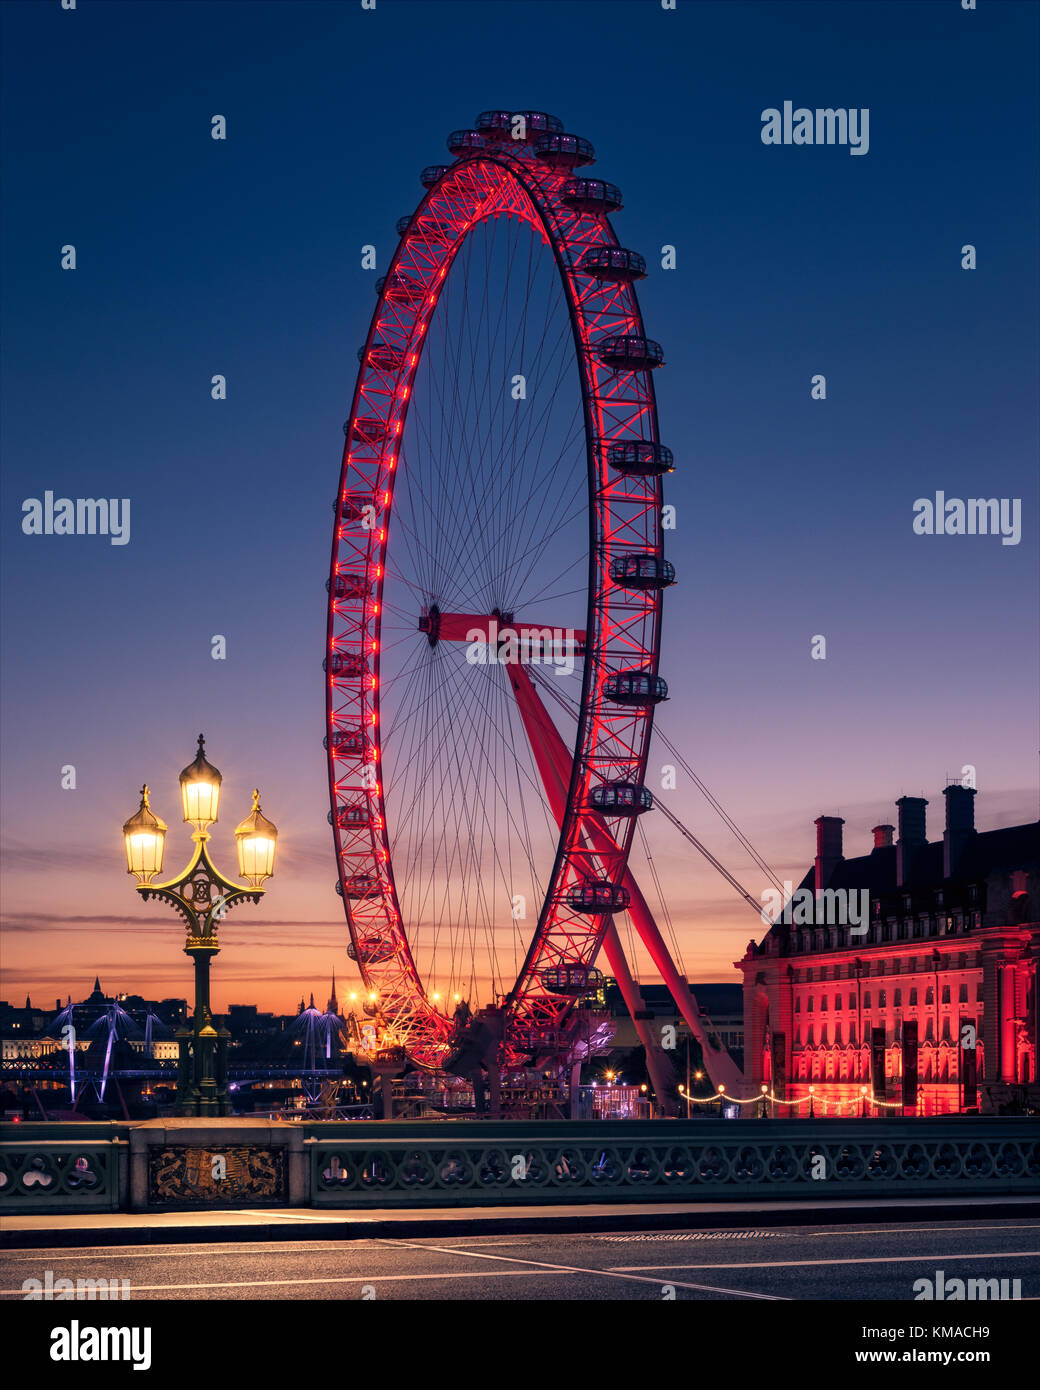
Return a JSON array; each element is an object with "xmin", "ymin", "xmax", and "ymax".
[
  {"xmin": 233, "ymin": 1210, "xmax": 377, "ymax": 1223},
  {"xmin": 811, "ymin": 1224, "xmax": 1040, "ymax": 1239},
  {"xmin": 0, "ymin": 1269, "xmax": 585, "ymax": 1296},
  {"xmin": 0, "ymin": 1243, "xmax": 386, "ymax": 1263},
  {"xmin": 373, "ymin": 1237, "xmax": 788, "ymax": 1300},
  {"xmin": 609, "ymin": 1250, "xmax": 1040, "ymax": 1272}
]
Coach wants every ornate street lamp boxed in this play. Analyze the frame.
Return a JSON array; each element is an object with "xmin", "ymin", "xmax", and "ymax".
[{"xmin": 122, "ymin": 735, "xmax": 276, "ymax": 1116}]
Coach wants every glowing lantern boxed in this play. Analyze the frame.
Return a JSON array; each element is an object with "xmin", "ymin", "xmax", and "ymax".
[
  {"xmin": 123, "ymin": 785, "xmax": 167, "ymax": 883},
  {"xmin": 234, "ymin": 788, "xmax": 278, "ymax": 886},
  {"xmin": 179, "ymin": 733, "xmax": 222, "ymax": 831}
]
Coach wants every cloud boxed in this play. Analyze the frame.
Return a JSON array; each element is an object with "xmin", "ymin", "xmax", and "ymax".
[{"xmin": 0, "ymin": 841, "xmax": 116, "ymax": 874}]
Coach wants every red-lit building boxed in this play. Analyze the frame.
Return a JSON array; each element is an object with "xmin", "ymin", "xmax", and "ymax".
[{"xmin": 737, "ymin": 785, "xmax": 1039, "ymax": 1116}]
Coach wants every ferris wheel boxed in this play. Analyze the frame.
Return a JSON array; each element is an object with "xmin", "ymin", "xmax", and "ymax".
[{"xmin": 325, "ymin": 111, "xmax": 674, "ymax": 1073}]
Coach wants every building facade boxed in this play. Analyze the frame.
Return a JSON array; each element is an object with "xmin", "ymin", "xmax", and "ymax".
[{"xmin": 737, "ymin": 785, "xmax": 1039, "ymax": 1116}]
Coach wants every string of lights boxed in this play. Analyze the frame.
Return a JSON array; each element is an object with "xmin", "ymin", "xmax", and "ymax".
[{"xmin": 678, "ymin": 1082, "xmax": 909, "ymax": 1113}]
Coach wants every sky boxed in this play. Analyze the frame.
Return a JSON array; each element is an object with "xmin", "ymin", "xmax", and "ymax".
[{"xmin": 1, "ymin": 0, "xmax": 1037, "ymax": 1017}]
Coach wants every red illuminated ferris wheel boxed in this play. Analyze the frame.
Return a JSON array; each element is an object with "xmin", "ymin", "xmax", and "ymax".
[{"xmin": 325, "ymin": 111, "xmax": 674, "ymax": 1073}]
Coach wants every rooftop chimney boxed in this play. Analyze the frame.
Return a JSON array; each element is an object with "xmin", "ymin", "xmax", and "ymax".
[
  {"xmin": 814, "ymin": 815, "xmax": 845, "ymax": 891},
  {"xmin": 896, "ymin": 796, "xmax": 928, "ymax": 887},
  {"xmin": 943, "ymin": 783, "xmax": 977, "ymax": 878},
  {"xmin": 872, "ymin": 824, "xmax": 894, "ymax": 849}
]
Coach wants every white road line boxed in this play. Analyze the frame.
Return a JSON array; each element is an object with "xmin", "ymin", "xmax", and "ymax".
[
  {"xmin": 233, "ymin": 1210, "xmax": 376, "ymax": 1223},
  {"xmin": 811, "ymin": 1224, "xmax": 1040, "ymax": 1239},
  {"xmin": 609, "ymin": 1250, "xmax": 1040, "ymax": 1272},
  {"xmin": 373, "ymin": 1237, "xmax": 788, "ymax": 1300},
  {"xmin": 0, "ymin": 1269, "xmax": 582, "ymax": 1296},
  {"xmin": 0, "ymin": 1238, "xmax": 533, "ymax": 1265},
  {"xmin": 0, "ymin": 1243, "xmax": 382, "ymax": 1263}
]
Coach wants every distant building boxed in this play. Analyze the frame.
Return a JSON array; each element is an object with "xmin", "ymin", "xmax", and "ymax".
[
  {"xmin": 604, "ymin": 979, "xmax": 744, "ymax": 1072},
  {"xmin": 0, "ymin": 996, "xmax": 50, "ymax": 1037},
  {"xmin": 737, "ymin": 785, "xmax": 1039, "ymax": 1116}
]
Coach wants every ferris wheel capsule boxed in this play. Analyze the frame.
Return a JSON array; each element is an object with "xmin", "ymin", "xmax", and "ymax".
[
  {"xmin": 532, "ymin": 133, "xmax": 596, "ymax": 169},
  {"xmin": 607, "ymin": 441, "xmax": 673, "ymax": 476},
  {"xmin": 603, "ymin": 669, "xmax": 669, "ymax": 706},
  {"xmin": 446, "ymin": 129, "xmax": 485, "ymax": 156},
  {"xmin": 540, "ymin": 964, "xmax": 604, "ymax": 995},
  {"xmin": 565, "ymin": 881, "xmax": 631, "ymax": 913},
  {"xmin": 475, "ymin": 110, "xmax": 563, "ymax": 142},
  {"xmin": 597, "ymin": 335, "xmax": 665, "ymax": 371},
  {"xmin": 579, "ymin": 247, "xmax": 646, "ymax": 282},
  {"xmin": 588, "ymin": 782, "xmax": 654, "ymax": 817},
  {"xmin": 610, "ymin": 554, "xmax": 676, "ymax": 590},
  {"xmin": 561, "ymin": 178, "xmax": 622, "ymax": 214}
]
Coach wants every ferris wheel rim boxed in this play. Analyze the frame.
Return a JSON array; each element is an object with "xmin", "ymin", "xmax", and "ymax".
[{"xmin": 326, "ymin": 128, "xmax": 668, "ymax": 1070}]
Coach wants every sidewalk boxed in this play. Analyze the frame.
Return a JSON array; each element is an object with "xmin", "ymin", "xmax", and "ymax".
[{"xmin": 3, "ymin": 1193, "xmax": 1038, "ymax": 1248}]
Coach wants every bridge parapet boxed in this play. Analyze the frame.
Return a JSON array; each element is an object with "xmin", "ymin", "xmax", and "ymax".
[{"xmin": 1, "ymin": 1118, "xmax": 1037, "ymax": 1215}]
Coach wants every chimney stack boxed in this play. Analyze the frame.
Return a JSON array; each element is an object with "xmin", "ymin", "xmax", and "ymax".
[
  {"xmin": 872, "ymin": 824, "xmax": 894, "ymax": 849},
  {"xmin": 943, "ymin": 783, "xmax": 977, "ymax": 878},
  {"xmin": 814, "ymin": 815, "xmax": 845, "ymax": 891},
  {"xmin": 896, "ymin": 796, "xmax": 928, "ymax": 887}
]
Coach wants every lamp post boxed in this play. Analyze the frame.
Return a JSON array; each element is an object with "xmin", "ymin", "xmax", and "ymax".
[{"xmin": 122, "ymin": 735, "xmax": 277, "ymax": 1116}]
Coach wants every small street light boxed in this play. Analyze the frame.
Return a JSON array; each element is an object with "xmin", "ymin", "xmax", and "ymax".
[{"xmin": 122, "ymin": 734, "xmax": 277, "ymax": 1116}]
